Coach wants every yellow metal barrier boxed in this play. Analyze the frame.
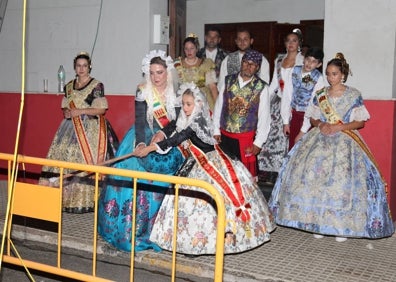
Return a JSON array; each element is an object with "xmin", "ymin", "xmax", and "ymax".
[{"xmin": 0, "ymin": 152, "xmax": 226, "ymax": 281}]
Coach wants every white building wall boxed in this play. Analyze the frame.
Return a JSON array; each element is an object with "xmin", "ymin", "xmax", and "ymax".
[
  {"xmin": 324, "ymin": 0, "xmax": 396, "ymax": 99},
  {"xmin": 0, "ymin": 0, "xmax": 395, "ymax": 99},
  {"xmin": 0, "ymin": 0, "xmax": 167, "ymax": 94}
]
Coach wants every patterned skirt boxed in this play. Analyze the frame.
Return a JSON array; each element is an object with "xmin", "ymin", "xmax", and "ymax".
[
  {"xmin": 269, "ymin": 128, "xmax": 395, "ymax": 238},
  {"xmin": 97, "ymin": 126, "xmax": 184, "ymax": 252},
  {"xmin": 39, "ymin": 117, "xmax": 119, "ymax": 213},
  {"xmin": 150, "ymin": 151, "xmax": 276, "ymax": 255},
  {"xmin": 257, "ymin": 94, "xmax": 288, "ymax": 172}
]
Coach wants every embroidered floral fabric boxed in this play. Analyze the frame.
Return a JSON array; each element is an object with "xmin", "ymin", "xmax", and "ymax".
[
  {"xmin": 269, "ymin": 86, "xmax": 395, "ymax": 238},
  {"xmin": 39, "ymin": 79, "xmax": 119, "ymax": 213},
  {"xmin": 150, "ymin": 150, "xmax": 276, "ymax": 254}
]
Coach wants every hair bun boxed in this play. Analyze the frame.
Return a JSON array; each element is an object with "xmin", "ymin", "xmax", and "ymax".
[{"xmin": 334, "ymin": 52, "xmax": 345, "ymax": 61}]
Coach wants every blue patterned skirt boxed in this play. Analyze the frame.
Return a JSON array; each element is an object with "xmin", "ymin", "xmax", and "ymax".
[
  {"xmin": 97, "ymin": 126, "xmax": 184, "ymax": 252},
  {"xmin": 269, "ymin": 128, "xmax": 394, "ymax": 238}
]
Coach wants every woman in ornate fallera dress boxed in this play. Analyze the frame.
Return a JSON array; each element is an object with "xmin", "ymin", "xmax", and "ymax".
[
  {"xmin": 97, "ymin": 50, "xmax": 185, "ymax": 252},
  {"xmin": 257, "ymin": 29, "xmax": 304, "ymax": 184},
  {"xmin": 269, "ymin": 53, "xmax": 395, "ymax": 242},
  {"xmin": 39, "ymin": 51, "xmax": 119, "ymax": 214},
  {"xmin": 133, "ymin": 82, "xmax": 275, "ymax": 255},
  {"xmin": 174, "ymin": 34, "xmax": 218, "ymax": 111}
]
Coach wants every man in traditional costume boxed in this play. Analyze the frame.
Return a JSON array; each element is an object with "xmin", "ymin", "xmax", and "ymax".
[{"xmin": 213, "ymin": 49, "xmax": 271, "ymax": 179}]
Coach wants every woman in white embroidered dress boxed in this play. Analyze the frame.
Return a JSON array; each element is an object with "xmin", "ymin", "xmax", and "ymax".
[
  {"xmin": 133, "ymin": 82, "xmax": 275, "ymax": 255},
  {"xmin": 257, "ymin": 29, "xmax": 305, "ymax": 184}
]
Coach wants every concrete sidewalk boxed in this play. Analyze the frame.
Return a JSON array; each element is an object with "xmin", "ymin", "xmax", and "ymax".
[{"xmin": 1, "ymin": 180, "xmax": 396, "ymax": 281}]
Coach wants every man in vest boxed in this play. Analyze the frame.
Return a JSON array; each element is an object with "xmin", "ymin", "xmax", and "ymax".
[
  {"xmin": 213, "ymin": 50, "xmax": 271, "ymax": 179},
  {"xmin": 217, "ymin": 28, "xmax": 270, "ymax": 91},
  {"xmin": 197, "ymin": 27, "xmax": 228, "ymax": 79}
]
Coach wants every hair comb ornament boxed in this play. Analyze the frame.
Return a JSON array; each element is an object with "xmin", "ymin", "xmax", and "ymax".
[
  {"xmin": 187, "ymin": 32, "xmax": 198, "ymax": 38},
  {"xmin": 292, "ymin": 28, "xmax": 303, "ymax": 42},
  {"xmin": 141, "ymin": 49, "xmax": 174, "ymax": 74},
  {"xmin": 334, "ymin": 52, "xmax": 344, "ymax": 60},
  {"xmin": 75, "ymin": 51, "xmax": 90, "ymax": 58}
]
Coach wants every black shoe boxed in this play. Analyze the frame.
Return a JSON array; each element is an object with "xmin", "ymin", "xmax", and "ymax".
[
  {"xmin": 63, "ymin": 207, "xmax": 94, "ymax": 214},
  {"xmin": 258, "ymin": 171, "xmax": 269, "ymax": 183},
  {"xmin": 264, "ymin": 172, "xmax": 278, "ymax": 185},
  {"xmin": 183, "ymin": 254, "xmax": 198, "ymax": 258}
]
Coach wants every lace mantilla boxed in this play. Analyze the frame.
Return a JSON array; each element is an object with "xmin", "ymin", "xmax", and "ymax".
[{"xmin": 176, "ymin": 82, "xmax": 215, "ymax": 146}]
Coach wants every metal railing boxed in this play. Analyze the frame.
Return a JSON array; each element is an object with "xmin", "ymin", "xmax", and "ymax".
[{"xmin": 0, "ymin": 152, "xmax": 226, "ymax": 281}]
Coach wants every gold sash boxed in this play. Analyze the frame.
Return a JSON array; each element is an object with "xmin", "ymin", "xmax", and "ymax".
[
  {"xmin": 66, "ymin": 81, "xmax": 107, "ymax": 165},
  {"xmin": 316, "ymin": 88, "xmax": 388, "ymax": 193},
  {"xmin": 315, "ymin": 87, "xmax": 342, "ymax": 124}
]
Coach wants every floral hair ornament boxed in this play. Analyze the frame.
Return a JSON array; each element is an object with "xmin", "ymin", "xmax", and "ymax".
[
  {"xmin": 177, "ymin": 81, "xmax": 201, "ymax": 97},
  {"xmin": 302, "ymin": 74, "xmax": 314, "ymax": 85},
  {"xmin": 141, "ymin": 49, "xmax": 174, "ymax": 75}
]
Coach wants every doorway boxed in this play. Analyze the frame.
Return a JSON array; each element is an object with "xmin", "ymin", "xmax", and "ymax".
[
  {"xmin": 204, "ymin": 20, "xmax": 324, "ymax": 74},
  {"xmin": 168, "ymin": 0, "xmax": 186, "ymax": 59}
]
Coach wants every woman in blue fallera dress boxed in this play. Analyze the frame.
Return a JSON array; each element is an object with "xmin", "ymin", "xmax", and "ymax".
[
  {"xmin": 269, "ymin": 53, "xmax": 394, "ymax": 242},
  {"xmin": 98, "ymin": 50, "xmax": 185, "ymax": 252}
]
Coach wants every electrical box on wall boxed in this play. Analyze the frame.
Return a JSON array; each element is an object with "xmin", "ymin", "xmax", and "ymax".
[{"xmin": 153, "ymin": 14, "xmax": 170, "ymax": 45}]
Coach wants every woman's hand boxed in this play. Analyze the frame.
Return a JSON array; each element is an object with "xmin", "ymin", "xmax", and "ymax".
[
  {"xmin": 319, "ymin": 122, "xmax": 342, "ymax": 135},
  {"xmin": 69, "ymin": 108, "xmax": 83, "ymax": 117},
  {"xmin": 252, "ymin": 144, "xmax": 261, "ymax": 155},
  {"xmin": 133, "ymin": 144, "xmax": 156, "ymax": 158},
  {"xmin": 64, "ymin": 108, "xmax": 83, "ymax": 118},
  {"xmin": 135, "ymin": 143, "xmax": 146, "ymax": 150},
  {"xmin": 283, "ymin": 124, "xmax": 290, "ymax": 136},
  {"xmin": 150, "ymin": 132, "xmax": 165, "ymax": 144},
  {"xmin": 65, "ymin": 107, "xmax": 106, "ymax": 118},
  {"xmin": 214, "ymin": 135, "xmax": 221, "ymax": 144},
  {"xmin": 63, "ymin": 108, "xmax": 71, "ymax": 119},
  {"xmin": 295, "ymin": 131, "xmax": 305, "ymax": 143},
  {"xmin": 209, "ymin": 83, "xmax": 219, "ymax": 101}
]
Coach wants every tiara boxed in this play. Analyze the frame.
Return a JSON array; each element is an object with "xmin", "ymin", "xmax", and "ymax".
[
  {"xmin": 141, "ymin": 50, "xmax": 174, "ymax": 74},
  {"xmin": 177, "ymin": 82, "xmax": 201, "ymax": 96}
]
